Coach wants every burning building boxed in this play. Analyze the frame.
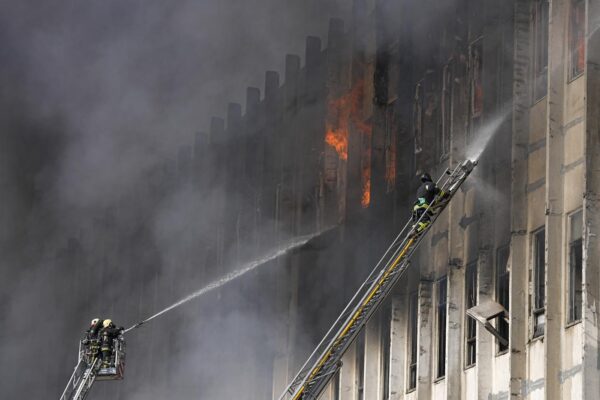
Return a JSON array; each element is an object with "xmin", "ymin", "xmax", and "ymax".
[
  {"xmin": 3, "ymin": 0, "xmax": 600, "ymax": 399},
  {"xmin": 190, "ymin": 0, "xmax": 600, "ymax": 399}
]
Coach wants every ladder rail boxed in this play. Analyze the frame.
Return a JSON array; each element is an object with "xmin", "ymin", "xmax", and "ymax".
[
  {"xmin": 281, "ymin": 219, "xmax": 416, "ymax": 396},
  {"xmin": 280, "ymin": 160, "xmax": 476, "ymax": 400}
]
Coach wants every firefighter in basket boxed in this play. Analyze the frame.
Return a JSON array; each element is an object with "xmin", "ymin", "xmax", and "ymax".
[
  {"xmin": 99, "ymin": 319, "xmax": 124, "ymax": 368},
  {"xmin": 82, "ymin": 318, "xmax": 103, "ymax": 363}
]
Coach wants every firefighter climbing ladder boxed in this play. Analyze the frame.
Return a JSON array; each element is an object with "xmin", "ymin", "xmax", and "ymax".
[{"xmin": 278, "ymin": 159, "xmax": 477, "ymax": 400}]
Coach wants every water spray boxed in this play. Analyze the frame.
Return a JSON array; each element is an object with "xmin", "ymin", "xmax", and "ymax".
[
  {"xmin": 123, "ymin": 231, "xmax": 324, "ymax": 334},
  {"xmin": 465, "ymin": 109, "xmax": 511, "ymax": 162}
]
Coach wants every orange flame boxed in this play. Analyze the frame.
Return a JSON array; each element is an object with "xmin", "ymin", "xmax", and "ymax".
[
  {"xmin": 361, "ymin": 170, "xmax": 371, "ymax": 207},
  {"xmin": 325, "ymin": 127, "xmax": 348, "ymax": 160},
  {"xmin": 325, "ymin": 79, "xmax": 372, "ymax": 207}
]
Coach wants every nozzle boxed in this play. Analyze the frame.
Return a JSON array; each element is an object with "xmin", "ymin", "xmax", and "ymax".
[{"xmin": 461, "ymin": 159, "xmax": 477, "ymax": 173}]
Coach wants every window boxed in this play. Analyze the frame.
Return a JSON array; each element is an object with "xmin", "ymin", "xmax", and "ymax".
[
  {"xmin": 468, "ymin": 39, "xmax": 484, "ymax": 142},
  {"xmin": 381, "ymin": 307, "xmax": 392, "ymax": 399},
  {"xmin": 356, "ymin": 330, "xmax": 365, "ymax": 400},
  {"xmin": 413, "ymin": 82, "xmax": 424, "ymax": 154},
  {"xmin": 465, "ymin": 262, "xmax": 478, "ymax": 367},
  {"xmin": 436, "ymin": 277, "xmax": 447, "ymax": 378},
  {"xmin": 568, "ymin": 210, "xmax": 583, "ymax": 323},
  {"xmin": 532, "ymin": 0, "xmax": 549, "ymax": 101},
  {"xmin": 440, "ymin": 62, "xmax": 454, "ymax": 159},
  {"xmin": 496, "ymin": 246, "xmax": 510, "ymax": 352},
  {"xmin": 569, "ymin": 0, "xmax": 586, "ymax": 79},
  {"xmin": 532, "ymin": 228, "xmax": 546, "ymax": 338},
  {"xmin": 407, "ymin": 292, "xmax": 418, "ymax": 391}
]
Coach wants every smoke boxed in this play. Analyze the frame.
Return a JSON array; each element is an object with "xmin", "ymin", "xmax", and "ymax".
[
  {"xmin": 124, "ymin": 231, "xmax": 325, "ymax": 334},
  {"xmin": 0, "ymin": 1, "xmax": 352, "ymax": 399},
  {"xmin": 465, "ymin": 108, "xmax": 511, "ymax": 162}
]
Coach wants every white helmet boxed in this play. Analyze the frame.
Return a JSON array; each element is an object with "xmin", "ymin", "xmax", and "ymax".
[
  {"xmin": 103, "ymin": 319, "xmax": 113, "ymax": 328},
  {"xmin": 91, "ymin": 318, "xmax": 100, "ymax": 326}
]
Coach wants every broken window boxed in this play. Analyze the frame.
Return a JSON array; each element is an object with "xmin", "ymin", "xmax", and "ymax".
[
  {"xmin": 532, "ymin": 228, "xmax": 546, "ymax": 338},
  {"xmin": 440, "ymin": 62, "xmax": 454, "ymax": 159},
  {"xmin": 407, "ymin": 292, "xmax": 418, "ymax": 391},
  {"xmin": 468, "ymin": 39, "xmax": 484, "ymax": 142},
  {"xmin": 569, "ymin": 0, "xmax": 586, "ymax": 79},
  {"xmin": 413, "ymin": 81, "xmax": 424, "ymax": 154},
  {"xmin": 356, "ymin": 329, "xmax": 365, "ymax": 400},
  {"xmin": 496, "ymin": 245, "xmax": 510, "ymax": 353},
  {"xmin": 381, "ymin": 306, "xmax": 391, "ymax": 399},
  {"xmin": 465, "ymin": 262, "xmax": 478, "ymax": 367},
  {"xmin": 436, "ymin": 277, "xmax": 447, "ymax": 378},
  {"xmin": 532, "ymin": 0, "xmax": 549, "ymax": 101},
  {"xmin": 568, "ymin": 210, "xmax": 583, "ymax": 323}
]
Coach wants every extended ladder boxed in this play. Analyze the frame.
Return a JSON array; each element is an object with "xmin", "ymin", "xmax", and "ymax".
[
  {"xmin": 59, "ymin": 358, "xmax": 98, "ymax": 400},
  {"xmin": 59, "ymin": 337, "xmax": 125, "ymax": 400},
  {"xmin": 278, "ymin": 159, "xmax": 477, "ymax": 400}
]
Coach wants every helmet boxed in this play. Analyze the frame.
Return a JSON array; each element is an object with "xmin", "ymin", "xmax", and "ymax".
[
  {"xmin": 91, "ymin": 318, "xmax": 100, "ymax": 326},
  {"xmin": 103, "ymin": 319, "xmax": 113, "ymax": 328},
  {"xmin": 420, "ymin": 172, "xmax": 433, "ymax": 183}
]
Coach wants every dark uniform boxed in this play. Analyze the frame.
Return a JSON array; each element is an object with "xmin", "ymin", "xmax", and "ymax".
[
  {"xmin": 83, "ymin": 319, "xmax": 103, "ymax": 363},
  {"xmin": 99, "ymin": 321, "xmax": 123, "ymax": 368},
  {"xmin": 412, "ymin": 173, "xmax": 441, "ymax": 233}
]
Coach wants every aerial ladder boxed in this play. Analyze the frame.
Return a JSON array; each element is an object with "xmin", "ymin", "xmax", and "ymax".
[
  {"xmin": 59, "ymin": 336, "xmax": 126, "ymax": 400},
  {"xmin": 278, "ymin": 159, "xmax": 477, "ymax": 400}
]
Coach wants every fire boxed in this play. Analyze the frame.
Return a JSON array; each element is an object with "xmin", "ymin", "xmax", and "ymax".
[
  {"xmin": 361, "ymin": 170, "xmax": 371, "ymax": 207},
  {"xmin": 325, "ymin": 127, "xmax": 348, "ymax": 160},
  {"xmin": 325, "ymin": 79, "xmax": 372, "ymax": 207}
]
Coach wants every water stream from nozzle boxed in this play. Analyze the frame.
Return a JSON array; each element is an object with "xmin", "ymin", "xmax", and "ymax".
[
  {"xmin": 123, "ymin": 231, "xmax": 324, "ymax": 334},
  {"xmin": 465, "ymin": 108, "xmax": 511, "ymax": 162}
]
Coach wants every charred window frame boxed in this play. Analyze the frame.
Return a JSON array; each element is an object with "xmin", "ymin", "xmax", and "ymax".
[
  {"xmin": 413, "ymin": 81, "xmax": 425, "ymax": 155},
  {"xmin": 356, "ymin": 330, "xmax": 365, "ymax": 400},
  {"xmin": 496, "ymin": 245, "xmax": 510, "ymax": 353},
  {"xmin": 465, "ymin": 262, "xmax": 478, "ymax": 368},
  {"xmin": 381, "ymin": 305, "xmax": 392, "ymax": 399},
  {"xmin": 440, "ymin": 62, "xmax": 454, "ymax": 160},
  {"xmin": 569, "ymin": 0, "xmax": 586, "ymax": 80},
  {"xmin": 436, "ymin": 277, "xmax": 448, "ymax": 378},
  {"xmin": 532, "ymin": 0, "xmax": 549, "ymax": 102},
  {"xmin": 407, "ymin": 292, "xmax": 418, "ymax": 392},
  {"xmin": 568, "ymin": 210, "xmax": 583, "ymax": 324},
  {"xmin": 532, "ymin": 227, "xmax": 546, "ymax": 338},
  {"xmin": 468, "ymin": 38, "xmax": 484, "ymax": 143}
]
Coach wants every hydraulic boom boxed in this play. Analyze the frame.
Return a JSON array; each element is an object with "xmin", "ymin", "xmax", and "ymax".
[{"xmin": 278, "ymin": 159, "xmax": 477, "ymax": 400}]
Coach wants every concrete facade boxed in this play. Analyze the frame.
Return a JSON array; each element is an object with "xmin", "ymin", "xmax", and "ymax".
[{"xmin": 231, "ymin": 0, "xmax": 600, "ymax": 399}]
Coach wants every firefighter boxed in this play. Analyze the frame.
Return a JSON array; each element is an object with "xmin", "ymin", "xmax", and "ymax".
[
  {"xmin": 412, "ymin": 172, "xmax": 444, "ymax": 234},
  {"xmin": 82, "ymin": 318, "xmax": 103, "ymax": 363},
  {"xmin": 99, "ymin": 319, "xmax": 123, "ymax": 368}
]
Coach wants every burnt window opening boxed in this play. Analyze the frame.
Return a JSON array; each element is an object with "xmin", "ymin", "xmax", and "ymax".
[
  {"xmin": 356, "ymin": 330, "xmax": 365, "ymax": 400},
  {"xmin": 532, "ymin": 228, "xmax": 546, "ymax": 338},
  {"xmin": 465, "ymin": 262, "xmax": 478, "ymax": 367},
  {"xmin": 569, "ymin": 0, "xmax": 586, "ymax": 80},
  {"xmin": 468, "ymin": 38, "xmax": 484, "ymax": 143},
  {"xmin": 568, "ymin": 210, "xmax": 583, "ymax": 324},
  {"xmin": 496, "ymin": 245, "xmax": 510, "ymax": 353},
  {"xmin": 407, "ymin": 292, "xmax": 418, "ymax": 391},
  {"xmin": 532, "ymin": 0, "xmax": 549, "ymax": 102},
  {"xmin": 381, "ymin": 306, "xmax": 392, "ymax": 399},
  {"xmin": 436, "ymin": 277, "xmax": 448, "ymax": 378},
  {"xmin": 440, "ymin": 62, "xmax": 454, "ymax": 160},
  {"xmin": 413, "ymin": 81, "xmax": 425, "ymax": 155}
]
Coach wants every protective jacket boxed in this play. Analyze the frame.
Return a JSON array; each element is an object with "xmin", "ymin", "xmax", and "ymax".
[
  {"xmin": 85, "ymin": 320, "xmax": 103, "ymax": 340},
  {"xmin": 415, "ymin": 181, "xmax": 440, "ymax": 205}
]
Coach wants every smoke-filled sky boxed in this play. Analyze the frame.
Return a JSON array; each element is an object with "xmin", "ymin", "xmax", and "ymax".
[{"xmin": 0, "ymin": 1, "xmax": 352, "ymax": 399}]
